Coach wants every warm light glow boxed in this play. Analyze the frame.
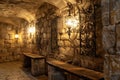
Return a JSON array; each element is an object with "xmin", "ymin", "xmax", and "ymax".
[
  {"xmin": 28, "ymin": 27, "xmax": 35, "ymax": 34},
  {"xmin": 65, "ymin": 16, "xmax": 79, "ymax": 28},
  {"xmin": 15, "ymin": 34, "xmax": 19, "ymax": 39}
]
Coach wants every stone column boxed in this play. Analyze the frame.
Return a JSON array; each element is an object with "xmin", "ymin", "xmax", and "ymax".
[{"xmin": 102, "ymin": 0, "xmax": 120, "ymax": 80}]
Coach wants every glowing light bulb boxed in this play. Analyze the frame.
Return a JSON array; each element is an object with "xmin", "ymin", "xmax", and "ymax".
[
  {"xmin": 66, "ymin": 19, "xmax": 73, "ymax": 27},
  {"xmin": 15, "ymin": 34, "xmax": 19, "ymax": 38},
  {"xmin": 28, "ymin": 27, "xmax": 35, "ymax": 34},
  {"xmin": 65, "ymin": 16, "xmax": 79, "ymax": 28}
]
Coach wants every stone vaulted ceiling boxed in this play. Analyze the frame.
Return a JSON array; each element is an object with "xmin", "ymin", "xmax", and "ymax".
[{"xmin": 0, "ymin": 0, "xmax": 76, "ymax": 26}]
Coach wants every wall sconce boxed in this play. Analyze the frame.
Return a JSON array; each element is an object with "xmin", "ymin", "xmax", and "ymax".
[
  {"xmin": 28, "ymin": 21, "xmax": 36, "ymax": 35},
  {"xmin": 65, "ymin": 15, "xmax": 79, "ymax": 39},
  {"xmin": 65, "ymin": 16, "xmax": 79, "ymax": 28},
  {"xmin": 15, "ymin": 34, "xmax": 19, "ymax": 39},
  {"xmin": 28, "ymin": 26, "xmax": 35, "ymax": 39},
  {"xmin": 28, "ymin": 27, "xmax": 35, "ymax": 34},
  {"xmin": 65, "ymin": 2, "xmax": 79, "ymax": 39},
  {"xmin": 28, "ymin": 25, "xmax": 36, "ymax": 39},
  {"xmin": 15, "ymin": 29, "xmax": 19, "ymax": 38}
]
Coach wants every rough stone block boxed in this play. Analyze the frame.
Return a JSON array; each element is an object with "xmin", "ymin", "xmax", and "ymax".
[
  {"xmin": 102, "ymin": 12, "xmax": 109, "ymax": 26},
  {"xmin": 59, "ymin": 47, "xmax": 74, "ymax": 56},
  {"xmin": 64, "ymin": 41, "xmax": 71, "ymax": 47},
  {"xmin": 101, "ymin": 0, "xmax": 109, "ymax": 13},
  {"xmin": 61, "ymin": 34, "xmax": 69, "ymax": 40},
  {"xmin": 58, "ymin": 41, "xmax": 64, "ymax": 47},
  {"xmin": 110, "ymin": 11, "xmax": 116, "ymax": 25},
  {"xmin": 102, "ymin": 25, "xmax": 115, "ymax": 54},
  {"xmin": 115, "ymin": 9, "xmax": 120, "ymax": 23},
  {"xmin": 9, "ymin": 56, "xmax": 14, "ymax": 61},
  {"xmin": 104, "ymin": 55, "xmax": 120, "ymax": 80},
  {"xmin": 109, "ymin": 0, "xmax": 116, "ymax": 11},
  {"xmin": 115, "ymin": 0, "xmax": 120, "ymax": 9},
  {"xmin": 74, "ymin": 40, "xmax": 80, "ymax": 46}
]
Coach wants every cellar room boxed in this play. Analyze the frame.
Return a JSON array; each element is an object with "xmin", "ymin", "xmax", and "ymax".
[{"xmin": 0, "ymin": 0, "xmax": 119, "ymax": 80}]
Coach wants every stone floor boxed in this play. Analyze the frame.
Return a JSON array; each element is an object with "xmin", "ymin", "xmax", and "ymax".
[{"xmin": 0, "ymin": 61, "xmax": 48, "ymax": 80}]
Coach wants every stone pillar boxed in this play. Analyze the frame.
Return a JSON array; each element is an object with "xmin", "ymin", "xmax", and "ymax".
[
  {"xmin": 104, "ymin": 55, "xmax": 120, "ymax": 80},
  {"xmin": 102, "ymin": 0, "xmax": 120, "ymax": 80}
]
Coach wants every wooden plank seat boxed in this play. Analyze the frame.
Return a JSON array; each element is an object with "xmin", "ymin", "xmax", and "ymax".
[
  {"xmin": 47, "ymin": 59, "xmax": 104, "ymax": 80},
  {"xmin": 23, "ymin": 53, "xmax": 45, "ymax": 59}
]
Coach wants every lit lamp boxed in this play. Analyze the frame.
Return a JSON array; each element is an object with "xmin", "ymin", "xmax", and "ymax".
[
  {"xmin": 28, "ymin": 26, "xmax": 35, "ymax": 39},
  {"xmin": 15, "ymin": 34, "xmax": 19, "ymax": 39},
  {"xmin": 64, "ymin": 2, "xmax": 79, "ymax": 39},
  {"xmin": 65, "ymin": 16, "xmax": 79, "ymax": 28},
  {"xmin": 65, "ymin": 15, "xmax": 79, "ymax": 38},
  {"xmin": 15, "ymin": 30, "xmax": 19, "ymax": 39},
  {"xmin": 28, "ymin": 27, "xmax": 35, "ymax": 34}
]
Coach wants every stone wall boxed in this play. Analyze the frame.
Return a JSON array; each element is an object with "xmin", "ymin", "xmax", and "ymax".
[
  {"xmin": 0, "ymin": 19, "xmax": 38, "ymax": 63},
  {"xmin": 36, "ymin": 1, "xmax": 104, "ymax": 72},
  {"xmin": 19, "ymin": 20, "xmax": 40, "ymax": 54},
  {"xmin": 0, "ymin": 23, "xmax": 21, "ymax": 62},
  {"xmin": 102, "ymin": 0, "xmax": 120, "ymax": 80},
  {"xmin": 56, "ymin": 1, "xmax": 104, "ymax": 72},
  {"xmin": 0, "ymin": 0, "xmax": 105, "ymax": 74}
]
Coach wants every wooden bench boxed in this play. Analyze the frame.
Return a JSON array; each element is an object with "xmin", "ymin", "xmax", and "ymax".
[
  {"xmin": 47, "ymin": 59, "xmax": 104, "ymax": 80},
  {"xmin": 23, "ymin": 53, "xmax": 46, "ymax": 76}
]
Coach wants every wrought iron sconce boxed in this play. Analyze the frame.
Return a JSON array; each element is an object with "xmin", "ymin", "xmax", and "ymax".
[
  {"xmin": 59, "ymin": 32, "xmax": 63, "ymax": 40},
  {"xmin": 15, "ymin": 34, "xmax": 19, "ymax": 39},
  {"xmin": 28, "ymin": 22, "xmax": 36, "ymax": 39},
  {"xmin": 65, "ymin": 2, "xmax": 79, "ymax": 39},
  {"xmin": 28, "ymin": 26, "xmax": 35, "ymax": 34},
  {"xmin": 67, "ymin": 27, "xmax": 71, "ymax": 38}
]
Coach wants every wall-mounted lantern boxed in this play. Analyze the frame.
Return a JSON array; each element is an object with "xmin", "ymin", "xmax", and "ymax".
[
  {"xmin": 28, "ymin": 21, "xmax": 36, "ymax": 34},
  {"xmin": 65, "ymin": 15, "xmax": 79, "ymax": 28},
  {"xmin": 28, "ymin": 21, "xmax": 36, "ymax": 39},
  {"xmin": 15, "ymin": 34, "xmax": 19, "ymax": 39},
  {"xmin": 28, "ymin": 27, "xmax": 35, "ymax": 34},
  {"xmin": 65, "ymin": 2, "xmax": 79, "ymax": 39}
]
